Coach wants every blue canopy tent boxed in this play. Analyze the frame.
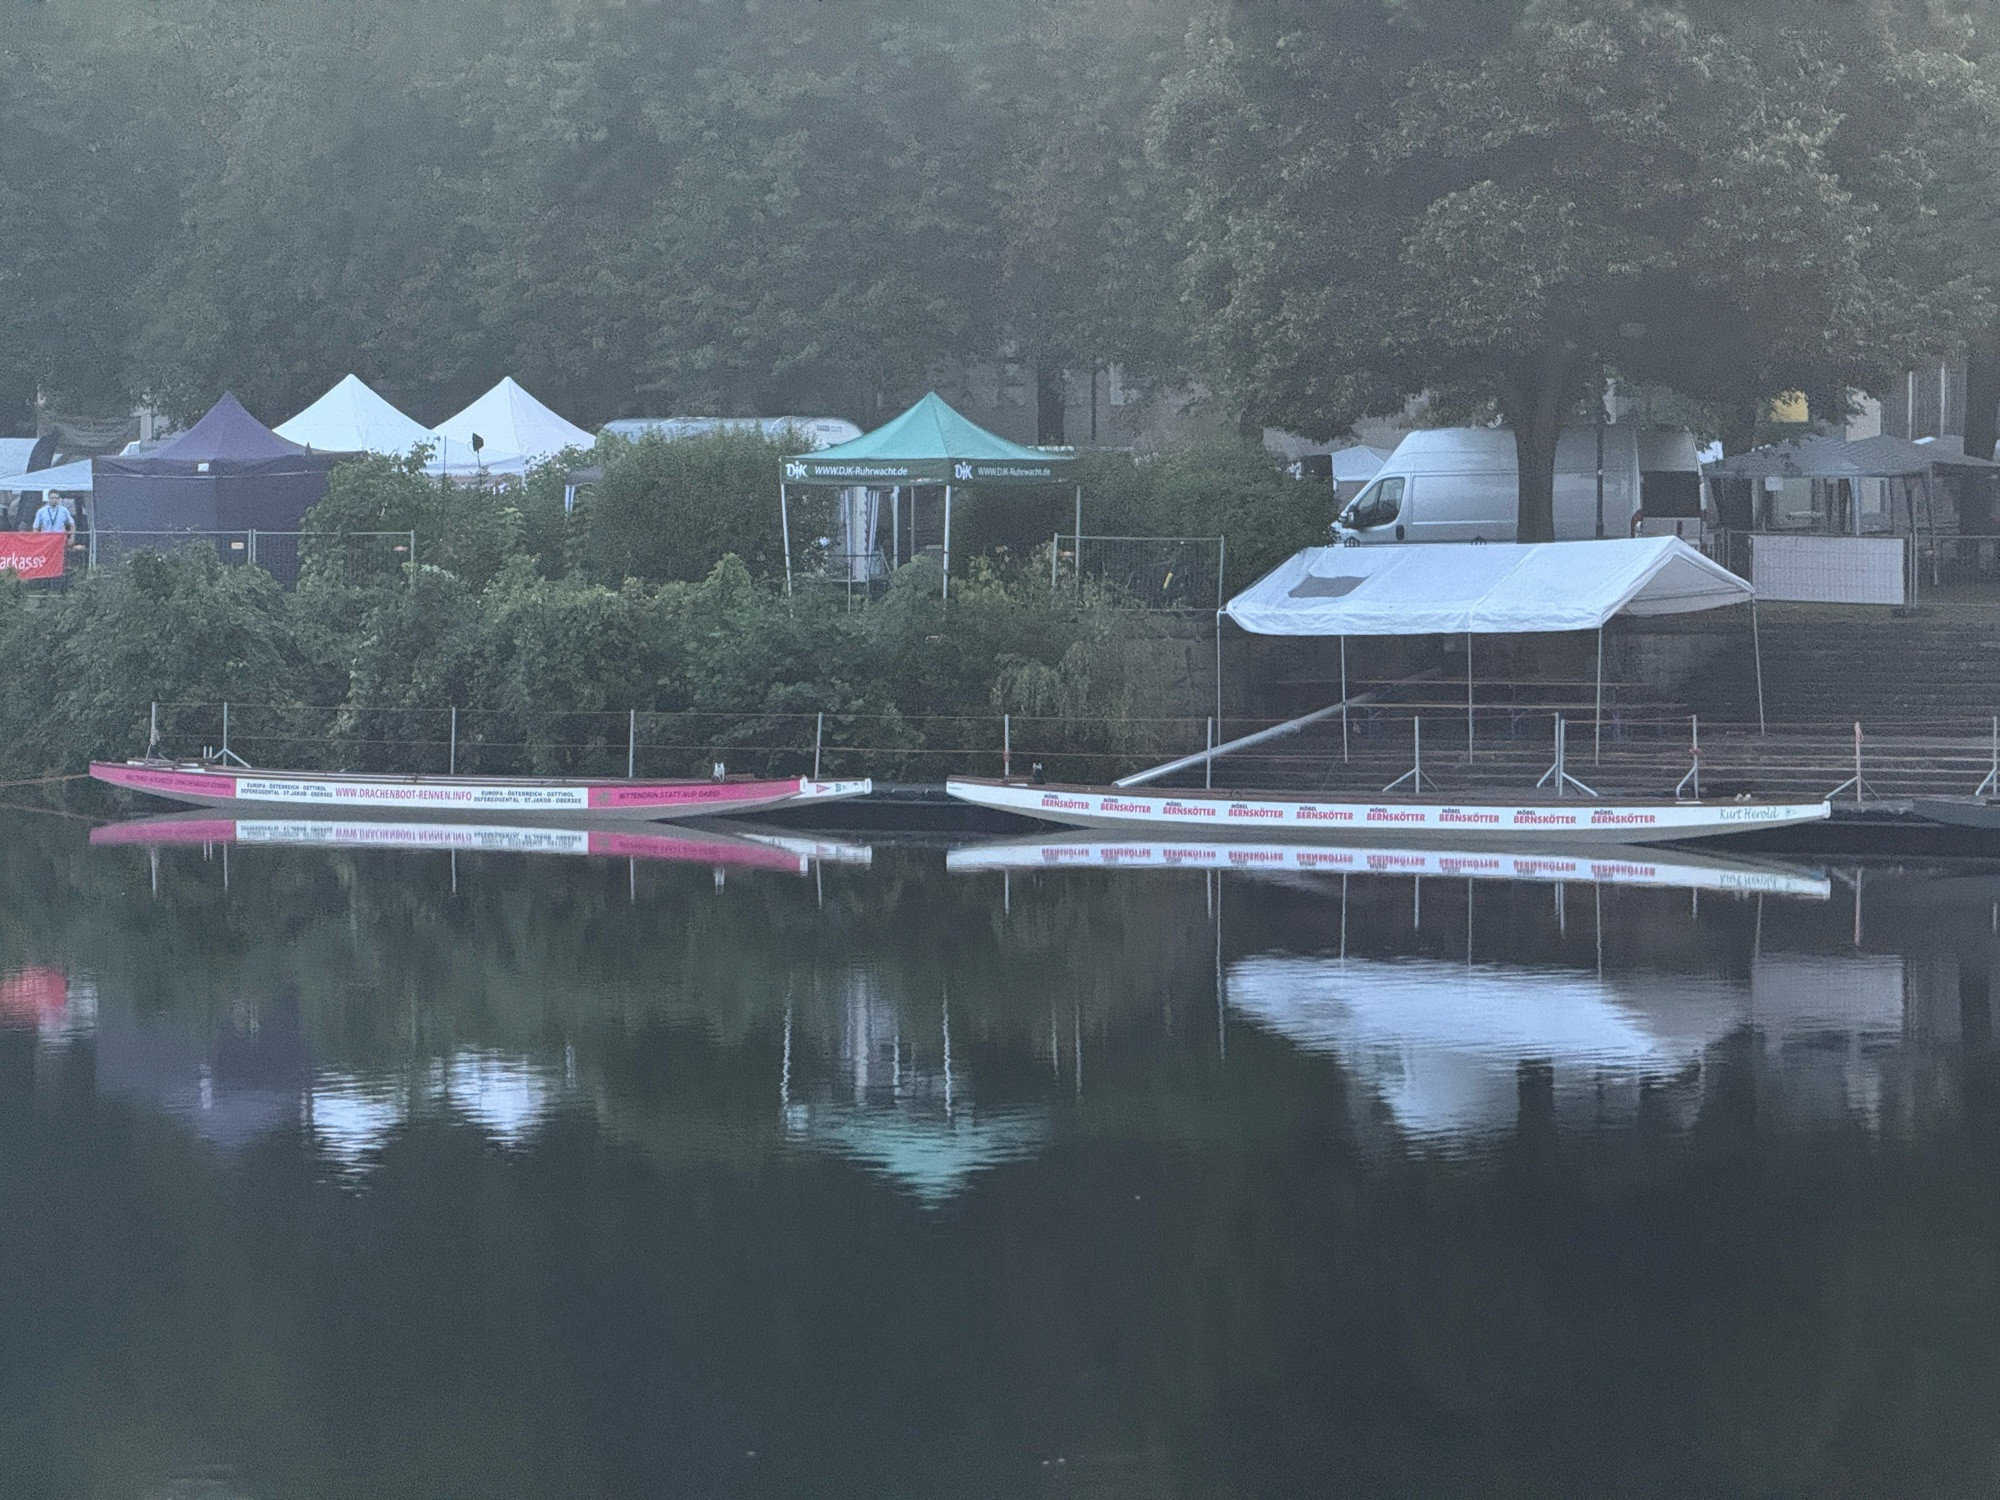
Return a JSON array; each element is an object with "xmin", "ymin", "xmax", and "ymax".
[{"xmin": 93, "ymin": 393, "xmax": 339, "ymax": 535}]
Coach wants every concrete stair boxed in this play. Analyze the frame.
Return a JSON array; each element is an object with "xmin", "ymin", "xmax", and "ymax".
[{"xmin": 1680, "ymin": 606, "xmax": 2000, "ymax": 728}]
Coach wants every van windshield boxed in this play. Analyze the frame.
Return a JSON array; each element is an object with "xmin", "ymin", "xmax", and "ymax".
[{"xmin": 1342, "ymin": 476, "xmax": 1404, "ymax": 530}]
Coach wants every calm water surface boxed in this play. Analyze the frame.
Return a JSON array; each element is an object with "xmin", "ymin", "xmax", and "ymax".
[{"xmin": 4, "ymin": 812, "xmax": 2000, "ymax": 1497}]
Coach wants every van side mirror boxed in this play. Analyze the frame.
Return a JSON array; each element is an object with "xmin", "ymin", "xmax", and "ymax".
[{"xmin": 1395, "ymin": 524, "xmax": 1405, "ymax": 542}]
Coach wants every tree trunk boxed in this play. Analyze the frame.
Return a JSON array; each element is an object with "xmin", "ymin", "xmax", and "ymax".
[
  {"xmin": 1719, "ymin": 401, "xmax": 1759, "ymax": 457},
  {"xmin": 1036, "ymin": 360, "xmax": 1067, "ymax": 446},
  {"xmin": 1965, "ymin": 350, "xmax": 2000, "ymax": 461},
  {"xmin": 1494, "ymin": 345, "xmax": 1583, "ymax": 544}
]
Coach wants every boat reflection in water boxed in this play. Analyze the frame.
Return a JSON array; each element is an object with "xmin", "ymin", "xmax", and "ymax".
[
  {"xmin": 91, "ymin": 811, "xmax": 873, "ymax": 875},
  {"xmin": 948, "ymin": 831, "xmax": 1832, "ymax": 898}
]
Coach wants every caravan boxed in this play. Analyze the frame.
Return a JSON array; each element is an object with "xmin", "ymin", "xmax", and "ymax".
[{"xmin": 1332, "ymin": 426, "xmax": 1704, "ymax": 545}]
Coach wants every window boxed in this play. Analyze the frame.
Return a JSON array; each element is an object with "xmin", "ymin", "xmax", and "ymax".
[{"xmin": 1342, "ymin": 476, "xmax": 1405, "ymax": 530}]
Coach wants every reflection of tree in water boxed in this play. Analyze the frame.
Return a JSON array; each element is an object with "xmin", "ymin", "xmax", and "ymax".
[{"xmin": 12, "ymin": 812, "xmax": 2000, "ymax": 1493}]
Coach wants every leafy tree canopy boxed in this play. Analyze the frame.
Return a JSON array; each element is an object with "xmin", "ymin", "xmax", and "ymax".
[{"xmin": 1157, "ymin": 0, "xmax": 2000, "ymax": 536}]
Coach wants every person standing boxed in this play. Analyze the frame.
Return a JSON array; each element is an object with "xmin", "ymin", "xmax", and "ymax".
[
  {"xmin": 31, "ymin": 494, "xmax": 75, "ymax": 540},
  {"xmin": 29, "ymin": 493, "xmax": 76, "ymax": 592}
]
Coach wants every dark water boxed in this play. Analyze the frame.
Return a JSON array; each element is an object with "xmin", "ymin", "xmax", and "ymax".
[{"xmin": 5, "ymin": 812, "xmax": 2000, "ymax": 1498}]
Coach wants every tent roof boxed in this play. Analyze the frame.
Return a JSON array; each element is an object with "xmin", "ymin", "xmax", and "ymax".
[
  {"xmin": 0, "ymin": 458, "xmax": 91, "ymax": 493},
  {"xmin": 275, "ymin": 374, "xmax": 434, "ymax": 456},
  {"xmin": 1225, "ymin": 537, "xmax": 1752, "ymax": 637},
  {"xmin": 783, "ymin": 392, "xmax": 1073, "ymax": 486},
  {"xmin": 1708, "ymin": 433, "xmax": 2000, "ymax": 480},
  {"xmin": 148, "ymin": 393, "xmax": 307, "ymax": 465},
  {"xmin": 0, "ymin": 439, "xmax": 40, "ymax": 478},
  {"xmin": 1329, "ymin": 446, "xmax": 1393, "ymax": 482},
  {"xmin": 432, "ymin": 378, "xmax": 594, "ymax": 469}
]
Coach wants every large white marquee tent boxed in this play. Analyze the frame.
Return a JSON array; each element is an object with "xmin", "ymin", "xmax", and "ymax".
[
  {"xmin": 276, "ymin": 374, "xmax": 435, "ymax": 457},
  {"xmin": 431, "ymin": 377, "xmax": 595, "ymax": 475}
]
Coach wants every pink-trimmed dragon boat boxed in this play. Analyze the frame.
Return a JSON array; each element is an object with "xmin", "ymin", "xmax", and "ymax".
[{"xmin": 91, "ymin": 759, "xmax": 871, "ymax": 823}]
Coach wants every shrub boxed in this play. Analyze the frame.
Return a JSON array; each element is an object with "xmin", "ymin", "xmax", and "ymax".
[{"xmin": 579, "ymin": 430, "xmax": 789, "ymax": 585}]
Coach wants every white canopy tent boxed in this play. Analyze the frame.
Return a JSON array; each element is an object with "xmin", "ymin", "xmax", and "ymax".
[
  {"xmin": 1226, "ymin": 536, "xmax": 1751, "ymax": 636},
  {"xmin": 0, "ymin": 458, "xmax": 92, "ymax": 494},
  {"xmin": 430, "ymin": 377, "xmax": 594, "ymax": 476},
  {"xmin": 276, "ymin": 374, "xmax": 436, "ymax": 457},
  {"xmin": 1127, "ymin": 537, "xmax": 1763, "ymax": 788},
  {"xmin": 0, "ymin": 439, "xmax": 42, "ymax": 478}
]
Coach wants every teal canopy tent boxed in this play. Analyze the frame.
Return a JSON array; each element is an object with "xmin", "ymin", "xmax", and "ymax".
[{"xmin": 780, "ymin": 392, "xmax": 1077, "ymax": 598}]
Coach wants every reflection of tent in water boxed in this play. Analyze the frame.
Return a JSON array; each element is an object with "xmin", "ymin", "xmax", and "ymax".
[
  {"xmin": 788, "ymin": 1106, "xmax": 1050, "ymax": 1208},
  {"xmin": 94, "ymin": 994, "xmax": 314, "ymax": 1151},
  {"xmin": 778, "ymin": 972, "xmax": 1049, "ymax": 1205},
  {"xmin": 1228, "ymin": 955, "xmax": 1748, "ymax": 1140}
]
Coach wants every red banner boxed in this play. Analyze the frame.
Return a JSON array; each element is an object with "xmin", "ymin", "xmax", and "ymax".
[{"xmin": 0, "ymin": 533, "xmax": 65, "ymax": 579}]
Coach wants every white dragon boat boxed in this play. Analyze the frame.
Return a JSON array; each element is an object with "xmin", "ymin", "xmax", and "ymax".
[{"xmin": 943, "ymin": 777, "xmax": 1830, "ymax": 846}]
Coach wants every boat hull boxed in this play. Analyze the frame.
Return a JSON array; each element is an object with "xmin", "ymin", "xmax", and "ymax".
[
  {"xmin": 1909, "ymin": 798, "xmax": 2000, "ymax": 832},
  {"xmin": 944, "ymin": 777, "xmax": 1831, "ymax": 845},
  {"xmin": 90, "ymin": 812, "xmax": 871, "ymax": 872},
  {"xmin": 91, "ymin": 761, "xmax": 871, "ymax": 822}
]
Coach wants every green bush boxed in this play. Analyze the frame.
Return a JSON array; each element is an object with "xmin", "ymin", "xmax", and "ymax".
[
  {"xmin": 0, "ymin": 438, "xmax": 1296, "ymax": 778},
  {"xmin": 579, "ymin": 430, "xmax": 790, "ymax": 586}
]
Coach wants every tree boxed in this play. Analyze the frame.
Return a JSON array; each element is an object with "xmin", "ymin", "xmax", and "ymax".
[
  {"xmin": 986, "ymin": 0, "xmax": 1197, "ymax": 443},
  {"xmin": 1158, "ymin": 0, "xmax": 2000, "ymax": 539},
  {"xmin": 0, "ymin": 1, "xmax": 160, "ymax": 425}
]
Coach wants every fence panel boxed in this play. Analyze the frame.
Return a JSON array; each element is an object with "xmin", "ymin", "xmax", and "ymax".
[
  {"xmin": 87, "ymin": 530, "xmax": 415, "ymax": 588},
  {"xmin": 1068, "ymin": 535, "xmax": 1225, "ymax": 612}
]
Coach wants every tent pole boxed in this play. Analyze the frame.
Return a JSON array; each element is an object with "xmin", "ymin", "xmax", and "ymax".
[
  {"xmin": 1340, "ymin": 637, "xmax": 1349, "ymax": 763},
  {"xmin": 1466, "ymin": 632, "xmax": 1474, "ymax": 757},
  {"xmin": 1594, "ymin": 627, "xmax": 1604, "ymax": 766},
  {"xmin": 1214, "ymin": 609, "xmax": 1224, "ymax": 733},
  {"xmin": 780, "ymin": 482, "xmax": 793, "ymax": 596},
  {"xmin": 942, "ymin": 483, "xmax": 952, "ymax": 602},
  {"xmin": 891, "ymin": 487, "xmax": 900, "ymax": 569},
  {"xmin": 1751, "ymin": 598, "xmax": 1767, "ymax": 736}
]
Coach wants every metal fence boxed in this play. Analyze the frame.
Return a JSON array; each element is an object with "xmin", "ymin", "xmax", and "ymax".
[
  {"xmin": 86, "ymin": 530, "xmax": 417, "ymax": 588},
  {"xmin": 129, "ymin": 701, "xmax": 1220, "ymax": 787},
  {"xmin": 115, "ymin": 696, "xmax": 2000, "ymax": 804},
  {"xmin": 1061, "ymin": 534, "xmax": 1225, "ymax": 612}
]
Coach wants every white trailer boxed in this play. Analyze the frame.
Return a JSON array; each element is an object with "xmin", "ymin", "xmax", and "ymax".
[{"xmin": 1332, "ymin": 425, "xmax": 1703, "ymax": 544}]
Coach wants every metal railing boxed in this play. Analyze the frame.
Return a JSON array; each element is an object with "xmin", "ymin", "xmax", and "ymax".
[
  {"xmin": 1060, "ymin": 534, "xmax": 1226, "ymax": 613},
  {"xmin": 108, "ymin": 698, "xmax": 2000, "ymax": 805}
]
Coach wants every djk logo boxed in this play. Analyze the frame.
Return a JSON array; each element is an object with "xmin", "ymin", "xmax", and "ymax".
[
  {"xmin": 954, "ymin": 462, "xmax": 973, "ymax": 480},
  {"xmin": 784, "ymin": 461, "xmax": 807, "ymax": 479}
]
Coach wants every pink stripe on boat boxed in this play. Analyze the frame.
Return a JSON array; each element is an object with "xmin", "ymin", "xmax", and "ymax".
[
  {"xmin": 93, "ymin": 764, "xmax": 236, "ymax": 799},
  {"xmin": 90, "ymin": 818, "xmax": 240, "ymax": 847},
  {"xmin": 587, "ymin": 779, "xmax": 800, "ymax": 808}
]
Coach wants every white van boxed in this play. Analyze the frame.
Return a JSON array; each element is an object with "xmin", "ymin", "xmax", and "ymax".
[{"xmin": 1332, "ymin": 425, "xmax": 1703, "ymax": 544}]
